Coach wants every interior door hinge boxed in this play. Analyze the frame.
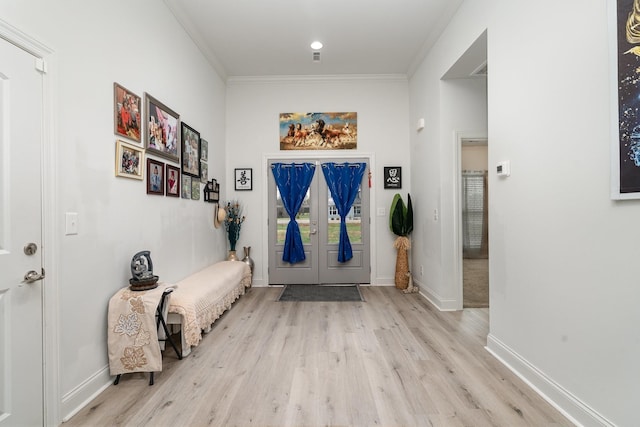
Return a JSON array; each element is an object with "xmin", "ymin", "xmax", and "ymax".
[{"xmin": 35, "ymin": 58, "xmax": 47, "ymax": 73}]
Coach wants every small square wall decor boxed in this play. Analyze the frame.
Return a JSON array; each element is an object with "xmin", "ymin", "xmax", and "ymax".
[
  {"xmin": 383, "ymin": 166, "xmax": 401, "ymax": 189},
  {"xmin": 235, "ymin": 168, "xmax": 252, "ymax": 191}
]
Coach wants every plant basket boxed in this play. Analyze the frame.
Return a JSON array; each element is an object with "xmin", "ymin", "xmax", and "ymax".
[{"xmin": 394, "ymin": 236, "xmax": 410, "ymax": 289}]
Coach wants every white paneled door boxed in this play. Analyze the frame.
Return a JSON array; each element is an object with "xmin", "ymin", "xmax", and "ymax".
[{"xmin": 0, "ymin": 38, "xmax": 45, "ymax": 426}]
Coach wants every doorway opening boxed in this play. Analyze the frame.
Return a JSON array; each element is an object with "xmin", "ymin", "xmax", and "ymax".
[{"xmin": 460, "ymin": 138, "xmax": 489, "ymax": 308}]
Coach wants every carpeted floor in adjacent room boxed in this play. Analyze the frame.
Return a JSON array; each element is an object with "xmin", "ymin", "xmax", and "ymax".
[{"xmin": 463, "ymin": 258, "xmax": 489, "ymax": 308}]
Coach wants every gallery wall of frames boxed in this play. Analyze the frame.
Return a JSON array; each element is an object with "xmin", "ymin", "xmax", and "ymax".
[{"xmin": 113, "ymin": 82, "xmax": 212, "ymax": 201}]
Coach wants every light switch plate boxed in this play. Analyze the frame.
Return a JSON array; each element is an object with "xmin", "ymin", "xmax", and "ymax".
[{"xmin": 65, "ymin": 212, "xmax": 78, "ymax": 235}]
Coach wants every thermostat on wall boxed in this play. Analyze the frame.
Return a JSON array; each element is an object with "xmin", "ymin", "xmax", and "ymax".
[{"xmin": 496, "ymin": 161, "xmax": 510, "ymax": 177}]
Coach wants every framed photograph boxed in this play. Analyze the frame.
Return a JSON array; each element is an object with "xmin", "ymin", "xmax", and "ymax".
[
  {"xmin": 145, "ymin": 93, "xmax": 180, "ymax": 162},
  {"xmin": 181, "ymin": 175, "xmax": 192, "ymax": 199},
  {"xmin": 191, "ymin": 179, "xmax": 201, "ymax": 200},
  {"xmin": 115, "ymin": 140, "xmax": 144, "ymax": 180},
  {"xmin": 146, "ymin": 158, "xmax": 165, "ymax": 195},
  {"xmin": 235, "ymin": 168, "xmax": 252, "ymax": 191},
  {"xmin": 181, "ymin": 122, "xmax": 201, "ymax": 177},
  {"xmin": 200, "ymin": 138, "xmax": 209, "ymax": 162},
  {"xmin": 384, "ymin": 166, "xmax": 402, "ymax": 189},
  {"xmin": 166, "ymin": 164, "xmax": 180, "ymax": 197},
  {"xmin": 114, "ymin": 83, "xmax": 141, "ymax": 143},
  {"xmin": 200, "ymin": 161, "xmax": 208, "ymax": 183}
]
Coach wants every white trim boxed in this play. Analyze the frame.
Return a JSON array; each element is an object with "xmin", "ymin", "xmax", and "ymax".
[
  {"xmin": 228, "ymin": 74, "xmax": 408, "ymax": 85},
  {"xmin": 0, "ymin": 18, "xmax": 60, "ymax": 427},
  {"xmin": 486, "ymin": 334, "xmax": 615, "ymax": 427},
  {"xmin": 60, "ymin": 366, "xmax": 111, "ymax": 422},
  {"xmin": 413, "ymin": 277, "xmax": 459, "ymax": 311},
  {"xmin": 454, "ymin": 130, "xmax": 487, "ymax": 311}
]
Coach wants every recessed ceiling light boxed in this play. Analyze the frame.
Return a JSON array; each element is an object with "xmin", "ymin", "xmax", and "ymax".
[{"xmin": 310, "ymin": 41, "xmax": 323, "ymax": 50}]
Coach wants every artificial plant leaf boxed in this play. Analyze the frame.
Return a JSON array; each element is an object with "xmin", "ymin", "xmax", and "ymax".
[
  {"xmin": 391, "ymin": 196, "xmax": 406, "ymax": 236},
  {"xmin": 389, "ymin": 193, "xmax": 401, "ymax": 231},
  {"xmin": 405, "ymin": 193, "xmax": 413, "ymax": 235}
]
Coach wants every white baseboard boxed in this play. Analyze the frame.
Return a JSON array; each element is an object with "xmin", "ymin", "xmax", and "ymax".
[
  {"xmin": 61, "ymin": 365, "xmax": 112, "ymax": 422},
  {"xmin": 486, "ymin": 334, "xmax": 614, "ymax": 427},
  {"xmin": 414, "ymin": 278, "xmax": 459, "ymax": 311}
]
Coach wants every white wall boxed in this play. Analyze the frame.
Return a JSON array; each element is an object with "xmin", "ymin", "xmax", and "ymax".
[
  {"xmin": 462, "ymin": 145, "xmax": 488, "ymax": 171},
  {"xmin": 410, "ymin": 0, "xmax": 639, "ymax": 425},
  {"xmin": 226, "ymin": 76, "xmax": 411, "ymax": 286},
  {"xmin": 0, "ymin": 0, "xmax": 227, "ymax": 420}
]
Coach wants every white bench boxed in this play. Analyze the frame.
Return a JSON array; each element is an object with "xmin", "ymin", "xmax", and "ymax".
[{"xmin": 165, "ymin": 261, "xmax": 251, "ymax": 356}]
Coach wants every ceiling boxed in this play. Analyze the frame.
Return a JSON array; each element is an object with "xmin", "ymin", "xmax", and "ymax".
[{"xmin": 163, "ymin": 0, "xmax": 468, "ymax": 80}]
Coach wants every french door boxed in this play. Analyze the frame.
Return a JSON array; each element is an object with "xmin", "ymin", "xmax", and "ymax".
[{"xmin": 267, "ymin": 158, "xmax": 370, "ymax": 285}]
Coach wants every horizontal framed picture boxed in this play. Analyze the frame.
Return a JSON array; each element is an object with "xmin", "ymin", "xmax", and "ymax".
[
  {"xmin": 279, "ymin": 112, "xmax": 357, "ymax": 150},
  {"xmin": 145, "ymin": 93, "xmax": 180, "ymax": 162},
  {"xmin": 166, "ymin": 164, "xmax": 180, "ymax": 198},
  {"xmin": 114, "ymin": 83, "xmax": 141, "ymax": 143},
  {"xmin": 384, "ymin": 166, "xmax": 402, "ymax": 189},
  {"xmin": 115, "ymin": 140, "xmax": 144, "ymax": 180},
  {"xmin": 147, "ymin": 158, "xmax": 165, "ymax": 195},
  {"xmin": 181, "ymin": 122, "xmax": 201, "ymax": 178},
  {"xmin": 235, "ymin": 168, "xmax": 252, "ymax": 191}
]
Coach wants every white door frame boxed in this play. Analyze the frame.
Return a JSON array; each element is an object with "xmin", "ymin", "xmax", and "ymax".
[
  {"xmin": 262, "ymin": 152, "xmax": 377, "ymax": 286},
  {"xmin": 0, "ymin": 19, "xmax": 60, "ymax": 426},
  {"xmin": 453, "ymin": 131, "xmax": 488, "ymax": 310}
]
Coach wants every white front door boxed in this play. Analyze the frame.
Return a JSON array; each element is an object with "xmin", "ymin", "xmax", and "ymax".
[
  {"xmin": 267, "ymin": 159, "xmax": 370, "ymax": 285},
  {"xmin": 0, "ymin": 37, "xmax": 45, "ymax": 426}
]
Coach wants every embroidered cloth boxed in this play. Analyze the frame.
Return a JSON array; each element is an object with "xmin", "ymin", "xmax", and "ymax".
[{"xmin": 107, "ymin": 283, "xmax": 170, "ymax": 376}]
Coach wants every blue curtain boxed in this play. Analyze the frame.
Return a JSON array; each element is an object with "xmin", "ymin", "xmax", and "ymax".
[
  {"xmin": 321, "ymin": 162, "xmax": 366, "ymax": 262},
  {"xmin": 271, "ymin": 162, "xmax": 315, "ymax": 264}
]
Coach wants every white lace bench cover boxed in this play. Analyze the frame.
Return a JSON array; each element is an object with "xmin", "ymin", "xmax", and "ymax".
[{"xmin": 167, "ymin": 261, "xmax": 251, "ymax": 349}]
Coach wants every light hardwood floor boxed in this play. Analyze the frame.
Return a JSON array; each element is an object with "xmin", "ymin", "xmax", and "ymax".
[{"xmin": 64, "ymin": 287, "xmax": 571, "ymax": 426}]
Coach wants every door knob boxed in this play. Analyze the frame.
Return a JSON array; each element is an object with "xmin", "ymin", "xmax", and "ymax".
[
  {"xmin": 23, "ymin": 269, "xmax": 45, "ymax": 284},
  {"xmin": 310, "ymin": 228, "xmax": 317, "ymax": 235},
  {"xmin": 24, "ymin": 243, "xmax": 38, "ymax": 256}
]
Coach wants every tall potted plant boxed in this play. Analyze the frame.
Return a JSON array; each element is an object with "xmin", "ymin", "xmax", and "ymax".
[{"xmin": 389, "ymin": 193, "xmax": 413, "ymax": 289}]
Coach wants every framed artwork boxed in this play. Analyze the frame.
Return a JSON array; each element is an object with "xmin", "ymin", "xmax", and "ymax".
[
  {"xmin": 145, "ymin": 93, "xmax": 180, "ymax": 162},
  {"xmin": 191, "ymin": 179, "xmax": 201, "ymax": 200},
  {"xmin": 200, "ymin": 138, "xmax": 209, "ymax": 162},
  {"xmin": 384, "ymin": 166, "xmax": 402, "ymax": 189},
  {"xmin": 166, "ymin": 164, "xmax": 180, "ymax": 197},
  {"xmin": 181, "ymin": 122, "xmax": 201, "ymax": 177},
  {"xmin": 200, "ymin": 161, "xmax": 208, "ymax": 183},
  {"xmin": 611, "ymin": 0, "xmax": 640, "ymax": 198},
  {"xmin": 181, "ymin": 175, "xmax": 192, "ymax": 199},
  {"xmin": 115, "ymin": 140, "xmax": 144, "ymax": 180},
  {"xmin": 146, "ymin": 158, "xmax": 165, "ymax": 195},
  {"xmin": 279, "ymin": 112, "xmax": 357, "ymax": 150},
  {"xmin": 114, "ymin": 83, "xmax": 141, "ymax": 143},
  {"xmin": 235, "ymin": 168, "xmax": 252, "ymax": 191}
]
